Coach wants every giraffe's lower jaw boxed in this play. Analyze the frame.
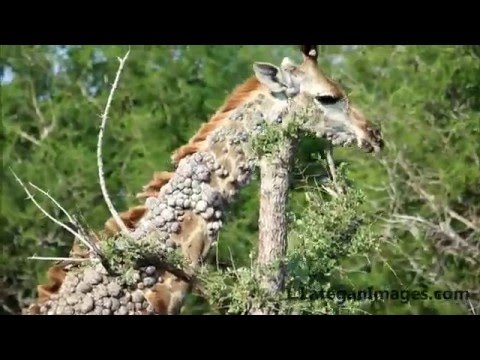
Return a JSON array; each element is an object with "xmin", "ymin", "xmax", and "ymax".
[
  {"xmin": 325, "ymin": 132, "xmax": 356, "ymax": 148},
  {"xmin": 360, "ymin": 142, "xmax": 375, "ymax": 153},
  {"xmin": 325, "ymin": 133, "xmax": 382, "ymax": 154},
  {"xmin": 360, "ymin": 137, "xmax": 384, "ymax": 154}
]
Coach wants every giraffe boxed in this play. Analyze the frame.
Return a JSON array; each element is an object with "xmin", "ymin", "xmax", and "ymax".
[{"xmin": 25, "ymin": 45, "xmax": 383, "ymax": 315}]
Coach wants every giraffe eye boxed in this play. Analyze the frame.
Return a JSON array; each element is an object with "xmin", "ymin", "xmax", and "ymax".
[{"xmin": 315, "ymin": 95, "xmax": 342, "ymax": 105}]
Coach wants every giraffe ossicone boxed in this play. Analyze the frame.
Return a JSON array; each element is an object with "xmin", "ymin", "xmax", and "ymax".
[{"xmin": 27, "ymin": 45, "xmax": 384, "ymax": 315}]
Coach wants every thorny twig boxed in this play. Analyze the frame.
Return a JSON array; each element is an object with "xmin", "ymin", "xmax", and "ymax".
[
  {"xmin": 97, "ymin": 50, "xmax": 131, "ymax": 236},
  {"xmin": 27, "ymin": 182, "xmax": 101, "ymax": 255},
  {"xmin": 10, "ymin": 168, "xmax": 97, "ymax": 255},
  {"xmin": 16, "ymin": 130, "xmax": 41, "ymax": 147},
  {"xmin": 31, "ymin": 183, "xmax": 74, "ymax": 227},
  {"xmin": 387, "ymin": 214, "xmax": 479, "ymax": 261},
  {"xmin": 397, "ymin": 155, "xmax": 479, "ymax": 232},
  {"xmin": 324, "ymin": 144, "xmax": 345, "ymax": 195},
  {"xmin": 374, "ymin": 145, "xmax": 479, "ymax": 313},
  {"xmin": 394, "ymin": 155, "xmax": 479, "ymax": 260},
  {"xmin": 467, "ymin": 300, "xmax": 477, "ymax": 315},
  {"xmin": 28, "ymin": 256, "xmax": 94, "ymax": 262}
]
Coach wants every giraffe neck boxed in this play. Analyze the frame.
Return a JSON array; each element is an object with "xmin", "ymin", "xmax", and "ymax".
[
  {"xmin": 27, "ymin": 79, "xmax": 294, "ymax": 316},
  {"xmin": 131, "ymin": 90, "xmax": 287, "ymax": 267}
]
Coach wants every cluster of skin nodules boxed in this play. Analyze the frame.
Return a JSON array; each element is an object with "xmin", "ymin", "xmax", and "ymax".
[
  {"xmin": 131, "ymin": 102, "xmax": 261, "ymax": 262},
  {"xmin": 29, "ymin": 94, "xmax": 270, "ymax": 315},
  {"xmin": 38, "ymin": 264, "xmax": 161, "ymax": 315}
]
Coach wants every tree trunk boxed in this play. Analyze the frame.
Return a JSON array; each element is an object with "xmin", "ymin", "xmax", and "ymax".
[{"xmin": 251, "ymin": 139, "xmax": 296, "ymax": 314}]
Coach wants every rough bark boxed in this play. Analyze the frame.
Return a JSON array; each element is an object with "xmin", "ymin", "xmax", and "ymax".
[{"xmin": 251, "ymin": 138, "xmax": 297, "ymax": 314}]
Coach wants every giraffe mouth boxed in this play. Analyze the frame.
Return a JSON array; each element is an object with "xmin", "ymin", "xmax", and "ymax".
[
  {"xmin": 362, "ymin": 127, "xmax": 384, "ymax": 153},
  {"xmin": 325, "ymin": 132, "xmax": 384, "ymax": 153},
  {"xmin": 360, "ymin": 141, "xmax": 378, "ymax": 153},
  {"xmin": 325, "ymin": 132, "xmax": 356, "ymax": 147}
]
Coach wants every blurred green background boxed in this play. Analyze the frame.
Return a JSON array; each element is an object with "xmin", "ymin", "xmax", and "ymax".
[{"xmin": 1, "ymin": 45, "xmax": 479, "ymax": 315}]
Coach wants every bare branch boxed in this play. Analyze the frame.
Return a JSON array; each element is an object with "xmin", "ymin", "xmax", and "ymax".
[
  {"xmin": 97, "ymin": 50, "xmax": 131, "ymax": 236},
  {"xmin": 40, "ymin": 122, "xmax": 56, "ymax": 141},
  {"xmin": 10, "ymin": 168, "xmax": 96, "ymax": 254},
  {"xmin": 390, "ymin": 214, "xmax": 434, "ymax": 226},
  {"xmin": 321, "ymin": 184, "xmax": 341, "ymax": 198},
  {"xmin": 444, "ymin": 207, "xmax": 479, "ymax": 232},
  {"xmin": 467, "ymin": 299, "xmax": 477, "ymax": 315},
  {"xmin": 397, "ymin": 155, "xmax": 479, "ymax": 232},
  {"xmin": 27, "ymin": 181, "xmax": 101, "ymax": 255},
  {"xmin": 325, "ymin": 144, "xmax": 345, "ymax": 195},
  {"xmin": 28, "ymin": 80, "xmax": 47, "ymax": 126},
  {"xmin": 27, "ymin": 79, "xmax": 56, "ymax": 140},
  {"xmin": 28, "ymin": 182, "xmax": 80, "ymax": 230},
  {"xmin": 16, "ymin": 130, "xmax": 41, "ymax": 147},
  {"xmin": 389, "ymin": 213, "xmax": 479, "ymax": 261},
  {"xmin": 28, "ymin": 256, "xmax": 93, "ymax": 262}
]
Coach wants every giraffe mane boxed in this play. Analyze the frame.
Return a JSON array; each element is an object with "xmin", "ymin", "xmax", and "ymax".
[
  {"xmin": 28, "ymin": 76, "xmax": 263, "ymax": 312},
  {"xmin": 126, "ymin": 76, "xmax": 262, "ymax": 228},
  {"xmin": 171, "ymin": 76, "xmax": 261, "ymax": 163}
]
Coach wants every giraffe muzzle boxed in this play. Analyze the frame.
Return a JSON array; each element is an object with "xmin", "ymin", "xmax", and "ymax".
[{"xmin": 362, "ymin": 127, "xmax": 384, "ymax": 154}]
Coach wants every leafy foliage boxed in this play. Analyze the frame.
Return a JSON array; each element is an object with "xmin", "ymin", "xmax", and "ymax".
[
  {"xmin": 97, "ymin": 232, "xmax": 186, "ymax": 287},
  {"xmin": 199, "ymin": 165, "xmax": 381, "ymax": 315}
]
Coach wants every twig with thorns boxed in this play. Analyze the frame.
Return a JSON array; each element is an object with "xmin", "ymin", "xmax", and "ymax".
[
  {"xmin": 27, "ymin": 182, "xmax": 102, "ymax": 255},
  {"xmin": 10, "ymin": 168, "xmax": 100, "ymax": 261},
  {"xmin": 97, "ymin": 50, "xmax": 132, "ymax": 236},
  {"xmin": 323, "ymin": 144, "xmax": 346, "ymax": 197},
  {"xmin": 28, "ymin": 256, "xmax": 94, "ymax": 263}
]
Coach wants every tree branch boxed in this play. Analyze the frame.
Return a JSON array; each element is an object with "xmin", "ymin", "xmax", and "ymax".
[
  {"xmin": 16, "ymin": 130, "xmax": 41, "ymax": 147},
  {"xmin": 10, "ymin": 169, "xmax": 96, "ymax": 254},
  {"xmin": 27, "ymin": 181, "xmax": 101, "ymax": 255},
  {"xmin": 97, "ymin": 50, "xmax": 131, "ymax": 236},
  {"xmin": 28, "ymin": 256, "xmax": 93, "ymax": 262},
  {"xmin": 28, "ymin": 182, "xmax": 82, "ymax": 231},
  {"xmin": 325, "ymin": 143, "xmax": 345, "ymax": 195}
]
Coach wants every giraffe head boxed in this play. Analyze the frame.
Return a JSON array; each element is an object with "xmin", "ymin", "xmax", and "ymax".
[{"xmin": 252, "ymin": 45, "xmax": 384, "ymax": 153}]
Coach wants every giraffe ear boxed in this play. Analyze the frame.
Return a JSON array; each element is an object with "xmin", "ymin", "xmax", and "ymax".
[{"xmin": 253, "ymin": 62, "xmax": 286, "ymax": 93}]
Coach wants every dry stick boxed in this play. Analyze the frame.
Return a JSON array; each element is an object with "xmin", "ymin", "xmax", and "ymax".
[
  {"xmin": 17, "ymin": 130, "xmax": 41, "ymax": 147},
  {"xmin": 28, "ymin": 182, "xmax": 101, "ymax": 255},
  {"xmin": 29, "ymin": 182, "xmax": 86, "ymax": 234},
  {"xmin": 97, "ymin": 50, "xmax": 131, "ymax": 236},
  {"xmin": 397, "ymin": 155, "xmax": 479, "ymax": 232},
  {"xmin": 251, "ymin": 138, "xmax": 297, "ymax": 315},
  {"xmin": 28, "ymin": 182, "xmax": 78, "ymax": 226},
  {"xmin": 325, "ymin": 143, "xmax": 344, "ymax": 196},
  {"xmin": 10, "ymin": 169, "xmax": 96, "ymax": 254},
  {"xmin": 28, "ymin": 256, "xmax": 93, "ymax": 262}
]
